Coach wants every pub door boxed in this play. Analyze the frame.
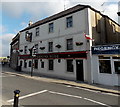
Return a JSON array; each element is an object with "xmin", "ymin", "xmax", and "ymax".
[{"xmin": 76, "ymin": 60, "xmax": 84, "ymax": 81}]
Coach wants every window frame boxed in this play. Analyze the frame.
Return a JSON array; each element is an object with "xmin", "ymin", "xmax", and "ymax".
[
  {"xmin": 24, "ymin": 46, "xmax": 27, "ymax": 54},
  {"xmin": 41, "ymin": 61, "xmax": 44, "ymax": 68},
  {"xmin": 66, "ymin": 38, "xmax": 73, "ymax": 50},
  {"xmin": 34, "ymin": 59, "xmax": 38, "ymax": 69},
  {"xmin": 48, "ymin": 42, "xmax": 53, "ymax": 52},
  {"xmin": 29, "ymin": 61, "xmax": 32, "ymax": 67},
  {"xmin": 66, "ymin": 59, "xmax": 74, "ymax": 72},
  {"xmin": 48, "ymin": 59, "xmax": 54, "ymax": 70},
  {"xmin": 66, "ymin": 16, "xmax": 73, "ymax": 28},
  {"xmin": 34, "ymin": 44, "xmax": 38, "ymax": 53},
  {"xmin": 36, "ymin": 27, "xmax": 39, "ymax": 36},
  {"xmin": 98, "ymin": 56, "xmax": 112, "ymax": 74},
  {"xmin": 48, "ymin": 22, "xmax": 54, "ymax": 33},
  {"xmin": 24, "ymin": 60, "xmax": 27, "ymax": 68}
]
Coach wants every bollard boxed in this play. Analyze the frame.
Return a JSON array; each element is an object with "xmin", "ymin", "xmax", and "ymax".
[{"xmin": 13, "ymin": 90, "xmax": 20, "ymax": 107}]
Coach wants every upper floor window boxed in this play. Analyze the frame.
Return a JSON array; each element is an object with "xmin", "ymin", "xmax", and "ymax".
[
  {"xmin": 48, "ymin": 42, "xmax": 53, "ymax": 52},
  {"xmin": 24, "ymin": 46, "xmax": 27, "ymax": 54},
  {"xmin": 34, "ymin": 44, "xmax": 38, "ymax": 53},
  {"xmin": 66, "ymin": 38, "xmax": 73, "ymax": 50},
  {"xmin": 49, "ymin": 23, "xmax": 54, "ymax": 33},
  {"xmin": 36, "ymin": 27, "xmax": 39, "ymax": 36},
  {"xmin": 66, "ymin": 16, "xmax": 73, "ymax": 28}
]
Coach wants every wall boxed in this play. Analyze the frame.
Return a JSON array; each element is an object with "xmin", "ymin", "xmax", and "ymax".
[{"xmin": 19, "ymin": 8, "xmax": 89, "ymax": 81}]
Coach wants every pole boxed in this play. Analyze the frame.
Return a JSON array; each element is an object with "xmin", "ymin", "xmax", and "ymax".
[
  {"xmin": 31, "ymin": 56, "xmax": 33, "ymax": 77},
  {"xmin": 13, "ymin": 90, "xmax": 20, "ymax": 107}
]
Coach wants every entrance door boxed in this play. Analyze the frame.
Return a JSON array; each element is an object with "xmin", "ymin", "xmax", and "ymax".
[{"xmin": 76, "ymin": 60, "xmax": 84, "ymax": 81}]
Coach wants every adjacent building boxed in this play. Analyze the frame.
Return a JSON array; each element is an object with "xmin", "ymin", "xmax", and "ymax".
[
  {"xmin": 10, "ymin": 33, "xmax": 20, "ymax": 70},
  {"xmin": 14, "ymin": 4, "xmax": 120, "ymax": 86}
]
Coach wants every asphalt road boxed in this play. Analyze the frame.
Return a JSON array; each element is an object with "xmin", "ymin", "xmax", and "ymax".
[{"xmin": 1, "ymin": 67, "xmax": 120, "ymax": 106}]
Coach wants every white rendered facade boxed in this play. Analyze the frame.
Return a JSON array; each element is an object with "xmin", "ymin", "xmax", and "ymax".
[
  {"xmin": 18, "ymin": 5, "xmax": 120, "ymax": 86},
  {"xmin": 19, "ymin": 8, "xmax": 93, "ymax": 83}
]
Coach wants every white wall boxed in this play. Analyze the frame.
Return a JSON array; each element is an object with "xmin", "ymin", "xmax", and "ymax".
[
  {"xmin": 92, "ymin": 55, "xmax": 120, "ymax": 86},
  {"xmin": 19, "ymin": 8, "xmax": 90, "ymax": 81}
]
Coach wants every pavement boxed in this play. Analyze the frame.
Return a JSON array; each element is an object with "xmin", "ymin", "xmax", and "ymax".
[{"xmin": 1, "ymin": 65, "xmax": 120, "ymax": 95}]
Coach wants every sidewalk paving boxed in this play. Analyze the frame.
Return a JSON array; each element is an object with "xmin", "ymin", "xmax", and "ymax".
[{"xmin": 1, "ymin": 65, "xmax": 120, "ymax": 95}]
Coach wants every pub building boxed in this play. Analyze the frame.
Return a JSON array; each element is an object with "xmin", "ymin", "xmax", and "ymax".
[{"xmin": 17, "ymin": 4, "xmax": 120, "ymax": 86}]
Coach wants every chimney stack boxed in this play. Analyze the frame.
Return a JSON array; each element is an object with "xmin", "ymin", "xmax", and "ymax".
[{"xmin": 28, "ymin": 21, "xmax": 33, "ymax": 26}]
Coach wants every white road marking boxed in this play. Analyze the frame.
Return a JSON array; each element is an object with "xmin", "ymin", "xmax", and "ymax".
[
  {"xmin": 83, "ymin": 98, "xmax": 111, "ymax": 107},
  {"xmin": 49, "ymin": 91, "xmax": 82, "ymax": 99},
  {"xmin": 7, "ymin": 90, "xmax": 48, "ymax": 103},
  {"xmin": 49, "ymin": 91, "xmax": 111, "ymax": 107}
]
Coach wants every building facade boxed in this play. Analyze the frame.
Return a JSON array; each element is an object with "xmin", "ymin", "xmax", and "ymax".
[
  {"xmin": 17, "ymin": 4, "xmax": 120, "ymax": 86},
  {"xmin": 10, "ymin": 33, "xmax": 20, "ymax": 70}
]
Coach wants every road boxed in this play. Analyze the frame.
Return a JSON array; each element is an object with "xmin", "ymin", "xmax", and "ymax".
[{"xmin": 1, "ymin": 67, "xmax": 120, "ymax": 106}]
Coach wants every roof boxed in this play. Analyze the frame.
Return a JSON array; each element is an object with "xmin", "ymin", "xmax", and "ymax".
[
  {"xmin": 20, "ymin": 4, "xmax": 120, "ymax": 32},
  {"xmin": 10, "ymin": 33, "xmax": 19, "ymax": 45}
]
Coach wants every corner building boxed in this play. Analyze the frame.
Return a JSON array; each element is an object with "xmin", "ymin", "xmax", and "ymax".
[{"xmin": 18, "ymin": 5, "xmax": 120, "ymax": 86}]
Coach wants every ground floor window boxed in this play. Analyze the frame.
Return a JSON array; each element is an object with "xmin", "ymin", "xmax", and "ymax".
[
  {"xmin": 20, "ymin": 61, "xmax": 22, "ymax": 67},
  {"xmin": 99, "ymin": 60, "xmax": 111, "ymax": 74},
  {"xmin": 48, "ymin": 60, "xmax": 54, "ymax": 70},
  {"xmin": 41, "ymin": 61, "xmax": 44, "ymax": 68},
  {"xmin": 24, "ymin": 60, "xmax": 27, "ymax": 68},
  {"xmin": 114, "ymin": 61, "xmax": 120, "ymax": 74},
  {"xmin": 34, "ymin": 60, "xmax": 38, "ymax": 69},
  {"xmin": 66, "ymin": 59, "xmax": 74, "ymax": 72},
  {"xmin": 29, "ymin": 61, "xmax": 32, "ymax": 67}
]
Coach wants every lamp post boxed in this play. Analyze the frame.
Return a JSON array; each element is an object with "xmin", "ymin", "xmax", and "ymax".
[{"xmin": 29, "ymin": 47, "xmax": 36, "ymax": 77}]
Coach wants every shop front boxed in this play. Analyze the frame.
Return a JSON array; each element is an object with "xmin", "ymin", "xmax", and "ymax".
[
  {"xmin": 92, "ymin": 44, "xmax": 120, "ymax": 86},
  {"xmin": 19, "ymin": 51, "xmax": 88, "ymax": 81}
]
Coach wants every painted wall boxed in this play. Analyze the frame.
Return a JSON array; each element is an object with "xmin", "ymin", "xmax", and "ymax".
[{"xmin": 19, "ymin": 8, "xmax": 89, "ymax": 82}]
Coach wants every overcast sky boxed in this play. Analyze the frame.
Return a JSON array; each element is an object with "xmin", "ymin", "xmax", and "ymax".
[{"xmin": 0, "ymin": 0, "xmax": 120, "ymax": 57}]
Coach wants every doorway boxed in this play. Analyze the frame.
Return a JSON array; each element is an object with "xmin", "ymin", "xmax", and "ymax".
[{"xmin": 76, "ymin": 60, "xmax": 84, "ymax": 81}]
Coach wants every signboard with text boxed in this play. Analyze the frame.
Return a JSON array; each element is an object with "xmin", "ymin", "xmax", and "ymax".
[
  {"xmin": 19, "ymin": 51, "xmax": 87, "ymax": 59},
  {"xmin": 92, "ymin": 44, "xmax": 120, "ymax": 54}
]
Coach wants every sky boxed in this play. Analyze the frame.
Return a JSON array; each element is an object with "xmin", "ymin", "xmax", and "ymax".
[{"xmin": 0, "ymin": 0, "xmax": 120, "ymax": 57}]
